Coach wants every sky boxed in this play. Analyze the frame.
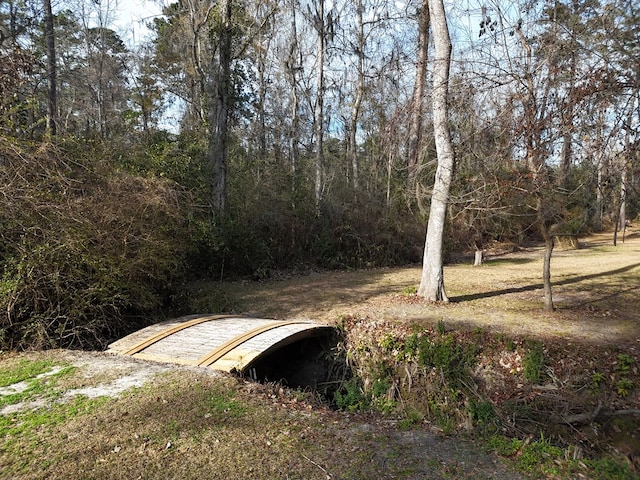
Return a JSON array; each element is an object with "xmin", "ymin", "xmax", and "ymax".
[
  {"xmin": 111, "ymin": 0, "xmax": 166, "ymax": 46},
  {"xmin": 108, "ymin": 0, "xmax": 181, "ymax": 130}
]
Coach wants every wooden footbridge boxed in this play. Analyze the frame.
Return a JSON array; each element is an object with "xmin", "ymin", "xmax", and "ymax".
[{"xmin": 107, "ymin": 314, "xmax": 334, "ymax": 374}]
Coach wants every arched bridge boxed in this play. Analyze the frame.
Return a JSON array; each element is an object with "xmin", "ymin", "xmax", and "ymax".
[{"xmin": 107, "ymin": 314, "xmax": 335, "ymax": 375}]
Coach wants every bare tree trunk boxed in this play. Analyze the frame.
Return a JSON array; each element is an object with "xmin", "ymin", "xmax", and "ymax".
[
  {"xmin": 209, "ymin": 0, "xmax": 232, "ymax": 213},
  {"xmin": 615, "ymin": 165, "xmax": 629, "ymax": 248},
  {"xmin": 542, "ymin": 230, "xmax": 554, "ymax": 312},
  {"xmin": 407, "ymin": 1, "xmax": 429, "ymax": 181},
  {"xmin": 417, "ymin": 0, "xmax": 453, "ymax": 302},
  {"xmin": 593, "ymin": 106, "xmax": 606, "ymax": 231},
  {"xmin": 255, "ymin": 44, "xmax": 268, "ymax": 157},
  {"xmin": 287, "ymin": 0, "xmax": 301, "ymax": 175},
  {"xmin": 348, "ymin": 0, "xmax": 365, "ymax": 190},
  {"xmin": 615, "ymin": 101, "xmax": 633, "ymax": 245},
  {"xmin": 44, "ymin": 0, "xmax": 57, "ymax": 137},
  {"xmin": 313, "ymin": 0, "xmax": 326, "ymax": 207},
  {"xmin": 595, "ymin": 159, "xmax": 604, "ymax": 230},
  {"xmin": 284, "ymin": 0, "xmax": 301, "ymax": 247},
  {"xmin": 473, "ymin": 246, "xmax": 483, "ymax": 266},
  {"xmin": 289, "ymin": 80, "xmax": 300, "ymax": 174}
]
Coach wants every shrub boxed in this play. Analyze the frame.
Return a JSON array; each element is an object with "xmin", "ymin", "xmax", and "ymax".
[
  {"xmin": 523, "ymin": 340, "xmax": 545, "ymax": 383},
  {"xmin": 335, "ymin": 377, "xmax": 370, "ymax": 412},
  {"xmin": 0, "ymin": 141, "xmax": 190, "ymax": 349},
  {"xmin": 416, "ymin": 333, "xmax": 478, "ymax": 387}
]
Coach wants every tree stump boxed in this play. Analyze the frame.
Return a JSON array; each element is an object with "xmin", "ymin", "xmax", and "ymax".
[{"xmin": 473, "ymin": 249, "xmax": 483, "ymax": 266}]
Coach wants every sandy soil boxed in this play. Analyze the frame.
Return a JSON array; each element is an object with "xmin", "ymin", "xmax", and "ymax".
[{"xmin": 0, "ymin": 350, "xmax": 203, "ymax": 415}]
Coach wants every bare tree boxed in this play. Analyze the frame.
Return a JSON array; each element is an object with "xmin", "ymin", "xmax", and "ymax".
[
  {"xmin": 208, "ymin": 0, "xmax": 233, "ymax": 213},
  {"xmin": 417, "ymin": 0, "xmax": 454, "ymax": 302},
  {"xmin": 347, "ymin": 0, "xmax": 365, "ymax": 190},
  {"xmin": 407, "ymin": 0, "xmax": 429, "ymax": 183},
  {"xmin": 43, "ymin": 0, "xmax": 56, "ymax": 137},
  {"xmin": 514, "ymin": 23, "xmax": 557, "ymax": 312},
  {"xmin": 308, "ymin": 0, "xmax": 328, "ymax": 207},
  {"xmin": 73, "ymin": 0, "xmax": 128, "ymax": 139}
]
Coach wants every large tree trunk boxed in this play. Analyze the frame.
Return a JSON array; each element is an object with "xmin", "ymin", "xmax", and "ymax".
[
  {"xmin": 407, "ymin": 0, "xmax": 429, "ymax": 182},
  {"xmin": 44, "ymin": 0, "xmax": 57, "ymax": 137},
  {"xmin": 417, "ymin": 0, "xmax": 453, "ymax": 302}
]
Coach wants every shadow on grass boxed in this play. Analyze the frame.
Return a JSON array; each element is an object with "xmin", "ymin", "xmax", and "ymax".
[
  {"xmin": 450, "ymin": 263, "xmax": 640, "ymax": 303},
  {"xmin": 192, "ymin": 267, "xmax": 415, "ymax": 320},
  {"xmin": 484, "ymin": 257, "xmax": 537, "ymax": 266}
]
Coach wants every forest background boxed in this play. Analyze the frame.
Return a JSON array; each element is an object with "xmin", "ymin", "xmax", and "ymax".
[{"xmin": 0, "ymin": 0, "xmax": 638, "ymax": 350}]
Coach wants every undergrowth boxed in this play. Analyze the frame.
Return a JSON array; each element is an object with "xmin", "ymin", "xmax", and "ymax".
[
  {"xmin": 336, "ymin": 315, "xmax": 640, "ymax": 477},
  {"xmin": 337, "ymin": 316, "xmax": 482, "ymax": 431},
  {"xmin": 486, "ymin": 435, "xmax": 638, "ymax": 480},
  {"xmin": 0, "ymin": 143, "xmax": 191, "ymax": 350}
]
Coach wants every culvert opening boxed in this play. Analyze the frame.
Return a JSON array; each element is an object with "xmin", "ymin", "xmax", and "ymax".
[{"xmin": 242, "ymin": 329, "xmax": 348, "ymax": 402}]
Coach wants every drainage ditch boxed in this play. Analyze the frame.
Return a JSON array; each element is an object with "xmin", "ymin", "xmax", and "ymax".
[{"xmin": 242, "ymin": 328, "xmax": 348, "ymax": 402}]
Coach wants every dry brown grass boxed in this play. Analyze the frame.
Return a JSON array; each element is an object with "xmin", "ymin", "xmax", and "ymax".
[{"xmin": 217, "ymin": 230, "xmax": 640, "ymax": 346}]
